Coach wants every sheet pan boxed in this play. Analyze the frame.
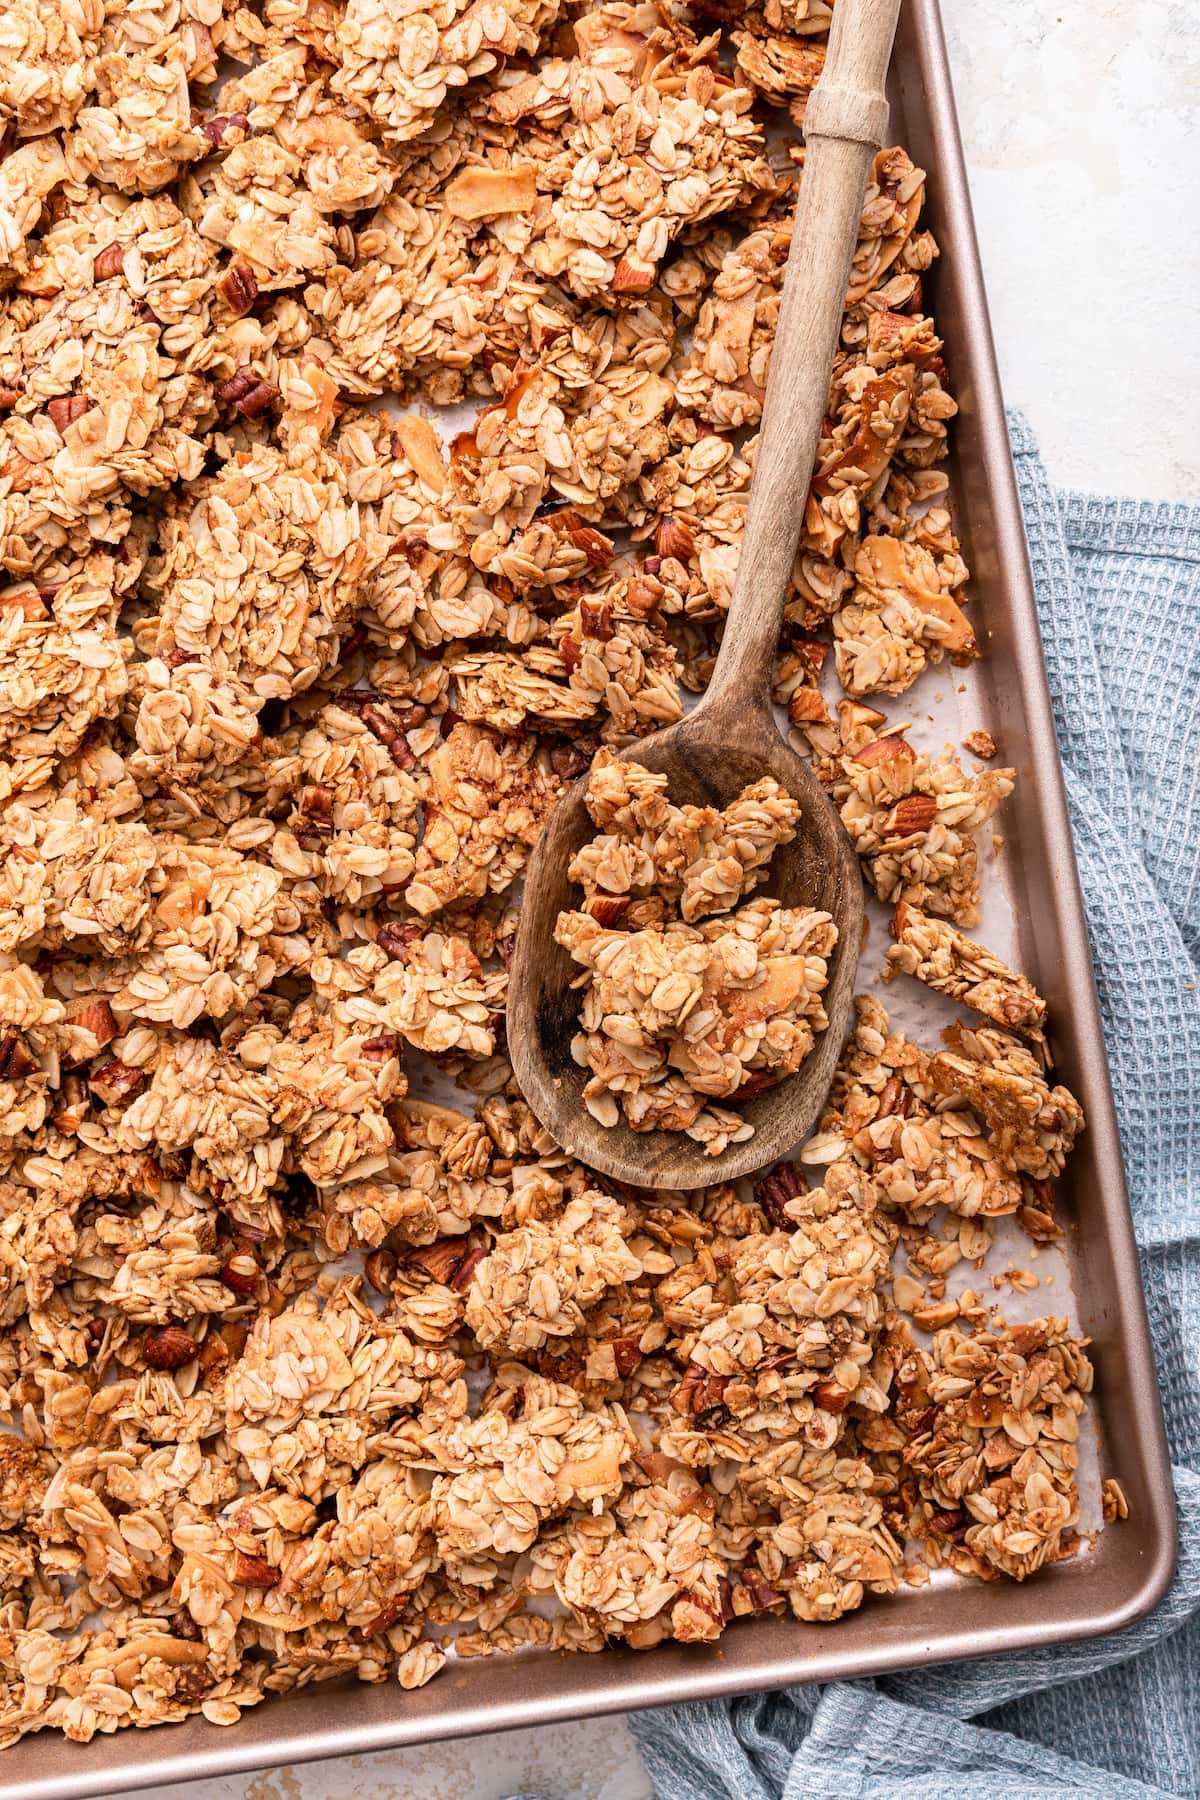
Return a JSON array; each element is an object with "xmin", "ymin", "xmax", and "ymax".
[{"xmin": 5, "ymin": 1, "xmax": 1175, "ymax": 1791}]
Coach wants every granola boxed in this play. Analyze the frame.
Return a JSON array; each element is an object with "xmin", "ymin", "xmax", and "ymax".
[
  {"xmin": 555, "ymin": 756, "xmax": 833, "ymax": 1148},
  {"xmin": 0, "ymin": 0, "xmax": 1102, "ymax": 1749}
]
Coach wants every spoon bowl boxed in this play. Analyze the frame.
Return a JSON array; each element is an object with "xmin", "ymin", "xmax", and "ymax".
[{"xmin": 507, "ymin": 699, "xmax": 863, "ymax": 1189}]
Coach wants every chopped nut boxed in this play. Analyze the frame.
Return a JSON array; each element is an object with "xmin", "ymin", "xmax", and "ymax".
[
  {"xmin": 215, "ymin": 368, "xmax": 278, "ymax": 418},
  {"xmin": 220, "ymin": 263, "xmax": 259, "ymax": 315},
  {"xmin": 93, "ymin": 244, "xmax": 125, "ymax": 280},
  {"xmin": 220, "ymin": 1252, "xmax": 259, "ymax": 1294},
  {"xmin": 142, "ymin": 1326, "xmax": 199, "ymax": 1370},
  {"xmin": 234, "ymin": 1553, "xmax": 280, "ymax": 1587},
  {"xmin": 89, "ymin": 1060, "xmax": 147, "ymax": 1107},
  {"xmin": 47, "ymin": 395, "xmax": 89, "ymax": 432}
]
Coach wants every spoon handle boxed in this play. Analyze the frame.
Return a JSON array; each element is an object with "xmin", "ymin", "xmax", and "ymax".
[{"xmin": 699, "ymin": 0, "xmax": 902, "ymax": 717}]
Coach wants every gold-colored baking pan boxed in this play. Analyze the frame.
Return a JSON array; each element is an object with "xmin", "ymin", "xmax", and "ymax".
[{"xmin": 6, "ymin": 1, "xmax": 1174, "ymax": 1792}]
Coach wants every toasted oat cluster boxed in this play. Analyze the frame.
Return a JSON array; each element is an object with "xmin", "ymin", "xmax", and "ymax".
[
  {"xmin": 0, "ymin": 0, "xmax": 1098, "ymax": 1752},
  {"xmin": 555, "ymin": 754, "xmax": 834, "ymax": 1150}
]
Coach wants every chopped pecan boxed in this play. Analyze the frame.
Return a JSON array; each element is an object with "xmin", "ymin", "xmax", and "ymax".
[
  {"xmin": 403, "ymin": 1237, "xmax": 477, "ymax": 1287},
  {"xmin": 200, "ymin": 112, "xmax": 248, "ymax": 148},
  {"xmin": 813, "ymin": 1380, "xmax": 850, "ymax": 1414},
  {"xmin": 875, "ymin": 1074, "xmax": 914, "ymax": 1120},
  {"xmin": 578, "ymin": 598, "xmax": 614, "ymax": 642},
  {"xmin": 376, "ymin": 921, "xmax": 422, "ymax": 962},
  {"xmin": 363, "ymin": 1595, "xmax": 409, "ymax": 1635},
  {"xmin": 927, "ymin": 1506, "xmax": 969, "ymax": 1542},
  {"xmin": 0, "ymin": 1031, "xmax": 38, "ymax": 1080},
  {"xmin": 449, "ymin": 1247, "xmax": 485, "ymax": 1292},
  {"xmin": 89, "ymin": 1060, "xmax": 147, "ymax": 1107},
  {"xmin": 361, "ymin": 703, "xmax": 415, "ymax": 768},
  {"xmin": 669, "ymin": 1362, "xmax": 730, "ymax": 1418},
  {"xmin": 294, "ymin": 782, "xmax": 334, "ymax": 848},
  {"xmin": 550, "ymin": 745, "xmax": 592, "ymax": 781},
  {"xmin": 93, "ymin": 244, "xmax": 125, "ymax": 280},
  {"xmin": 52, "ymin": 1073, "xmax": 89, "ymax": 1133},
  {"xmin": 612, "ymin": 1338, "xmax": 643, "ymax": 1377},
  {"xmin": 47, "ymin": 395, "xmax": 89, "ymax": 433},
  {"xmin": 215, "ymin": 367, "xmax": 277, "ymax": 418},
  {"xmin": 220, "ymin": 263, "xmax": 259, "ymax": 316},
  {"xmin": 624, "ymin": 577, "xmax": 661, "ymax": 617},
  {"xmin": 754, "ymin": 1160, "xmax": 805, "ymax": 1227}
]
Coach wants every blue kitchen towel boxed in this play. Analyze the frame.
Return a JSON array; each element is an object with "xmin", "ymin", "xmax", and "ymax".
[{"xmin": 626, "ymin": 416, "xmax": 1200, "ymax": 1799}]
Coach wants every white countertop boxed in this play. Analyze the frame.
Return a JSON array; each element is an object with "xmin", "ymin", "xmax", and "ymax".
[{"xmin": 108, "ymin": 6, "xmax": 1198, "ymax": 1800}]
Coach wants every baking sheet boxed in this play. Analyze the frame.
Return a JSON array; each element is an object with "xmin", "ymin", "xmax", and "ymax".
[{"xmin": 3, "ymin": 0, "xmax": 1174, "ymax": 1793}]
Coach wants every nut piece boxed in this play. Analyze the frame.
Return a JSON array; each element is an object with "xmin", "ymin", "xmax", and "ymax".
[
  {"xmin": 612, "ymin": 256, "xmax": 656, "ymax": 295},
  {"xmin": 67, "ymin": 999, "xmax": 118, "ymax": 1052},
  {"xmin": 364, "ymin": 1596, "xmax": 409, "ymax": 1635},
  {"xmin": 583, "ymin": 894, "xmax": 630, "ymax": 927},
  {"xmin": 220, "ymin": 1252, "xmax": 259, "ymax": 1294},
  {"xmin": 234, "ymin": 1552, "xmax": 280, "ymax": 1587},
  {"xmin": 854, "ymin": 734, "xmax": 912, "ymax": 767},
  {"xmin": 89, "ymin": 1060, "xmax": 147, "ymax": 1107},
  {"xmin": 654, "ymin": 514, "xmax": 696, "ymax": 562},
  {"xmin": 93, "ymin": 244, "xmax": 125, "ymax": 280},
  {"xmin": 754, "ymin": 1160, "xmax": 806, "ymax": 1226},
  {"xmin": 670, "ymin": 1363, "xmax": 731, "ymax": 1417},
  {"xmin": 220, "ymin": 263, "xmax": 259, "ymax": 315},
  {"xmin": 47, "ymin": 395, "xmax": 89, "ymax": 432},
  {"xmin": 216, "ymin": 368, "xmax": 278, "ymax": 418},
  {"xmin": 376, "ymin": 921, "xmax": 422, "ymax": 962},
  {"xmin": 143, "ymin": 1326, "xmax": 199, "ymax": 1370},
  {"xmin": 887, "ymin": 794, "xmax": 938, "ymax": 835},
  {"xmin": 0, "ymin": 1031, "xmax": 38, "ymax": 1079},
  {"xmin": 364, "ymin": 1248, "xmax": 397, "ymax": 1296}
]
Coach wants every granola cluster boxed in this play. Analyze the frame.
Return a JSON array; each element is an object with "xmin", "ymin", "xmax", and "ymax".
[
  {"xmin": 0, "ymin": 0, "xmax": 1101, "ymax": 1752},
  {"xmin": 556, "ymin": 753, "xmax": 835, "ymax": 1149}
]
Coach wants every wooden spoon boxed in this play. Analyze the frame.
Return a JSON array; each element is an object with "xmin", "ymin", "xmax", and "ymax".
[{"xmin": 508, "ymin": 0, "xmax": 902, "ymax": 1190}]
